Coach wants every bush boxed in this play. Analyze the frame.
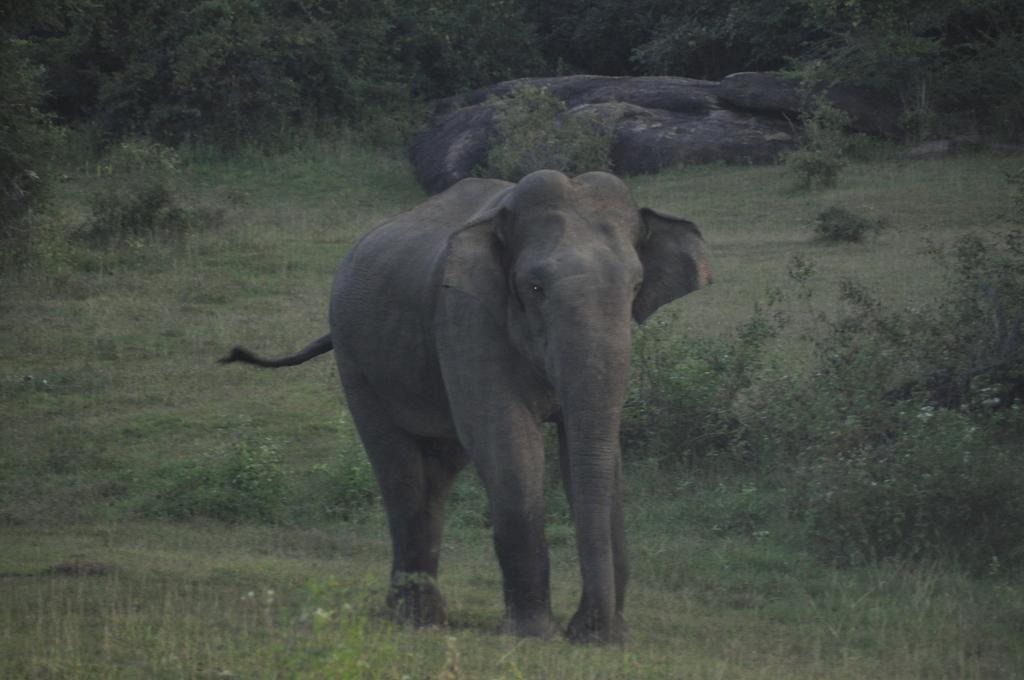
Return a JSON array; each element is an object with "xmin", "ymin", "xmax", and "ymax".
[
  {"xmin": 783, "ymin": 95, "xmax": 851, "ymax": 190},
  {"xmin": 80, "ymin": 139, "xmax": 224, "ymax": 245},
  {"xmin": 623, "ymin": 305, "xmax": 780, "ymax": 471},
  {"xmin": 797, "ymin": 410, "xmax": 1024, "ymax": 572},
  {"xmin": 136, "ymin": 439, "xmax": 288, "ymax": 523},
  {"xmin": 0, "ymin": 33, "xmax": 61, "ymax": 256},
  {"xmin": 83, "ymin": 180, "xmax": 189, "ymax": 244},
  {"xmin": 732, "ymin": 236, "xmax": 1024, "ymax": 569},
  {"xmin": 813, "ymin": 206, "xmax": 892, "ymax": 242},
  {"xmin": 482, "ymin": 85, "xmax": 613, "ymax": 182}
]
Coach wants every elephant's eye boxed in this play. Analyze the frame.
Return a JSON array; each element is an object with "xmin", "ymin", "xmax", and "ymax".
[{"xmin": 529, "ymin": 283, "xmax": 544, "ymax": 295}]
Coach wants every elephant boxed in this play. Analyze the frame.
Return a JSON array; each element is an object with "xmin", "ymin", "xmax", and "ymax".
[{"xmin": 220, "ymin": 169, "xmax": 710, "ymax": 643}]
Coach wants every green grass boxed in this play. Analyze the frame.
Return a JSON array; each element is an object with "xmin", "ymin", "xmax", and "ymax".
[{"xmin": 2, "ymin": 140, "xmax": 1023, "ymax": 677}]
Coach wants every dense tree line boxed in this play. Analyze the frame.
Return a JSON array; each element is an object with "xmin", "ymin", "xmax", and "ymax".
[{"xmin": 2, "ymin": 0, "xmax": 1022, "ymax": 219}]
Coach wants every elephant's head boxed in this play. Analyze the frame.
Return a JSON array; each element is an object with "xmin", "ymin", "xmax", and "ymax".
[
  {"xmin": 442, "ymin": 169, "xmax": 710, "ymax": 641},
  {"xmin": 444, "ymin": 169, "xmax": 710, "ymax": 392}
]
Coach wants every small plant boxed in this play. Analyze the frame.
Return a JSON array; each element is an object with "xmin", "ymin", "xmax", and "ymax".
[
  {"xmin": 482, "ymin": 85, "xmax": 612, "ymax": 181},
  {"xmin": 783, "ymin": 95, "xmax": 852, "ymax": 190},
  {"xmin": 813, "ymin": 206, "xmax": 892, "ymax": 242},
  {"xmin": 286, "ymin": 579, "xmax": 399, "ymax": 678}
]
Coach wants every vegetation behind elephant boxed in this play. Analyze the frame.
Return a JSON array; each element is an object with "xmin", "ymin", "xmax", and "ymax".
[{"xmin": 221, "ymin": 169, "xmax": 711, "ymax": 643}]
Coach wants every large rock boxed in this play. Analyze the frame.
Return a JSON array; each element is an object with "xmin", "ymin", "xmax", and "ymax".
[
  {"xmin": 411, "ymin": 72, "xmax": 899, "ymax": 194},
  {"xmin": 433, "ymin": 75, "xmax": 718, "ymax": 116},
  {"xmin": 605, "ymin": 105, "xmax": 795, "ymax": 173},
  {"xmin": 718, "ymin": 71, "xmax": 901, "ymax": 137},
  {"xmin": 409, "ymin": 104, "xmax": 497, "ymax": 197}
]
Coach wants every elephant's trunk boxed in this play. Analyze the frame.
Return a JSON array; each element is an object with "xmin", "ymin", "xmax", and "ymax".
[{"xmin": 549, "ymin": 294, "xmax": 632, "ymax": 641}]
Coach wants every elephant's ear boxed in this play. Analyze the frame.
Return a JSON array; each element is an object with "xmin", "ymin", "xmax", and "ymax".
[
  {"xmin": 633, "ymin": 208, "xmax": 712, "ymax": 324},
  {"xmin": 441, "ymin": 207, "xmax": 509, "ymax": 324}
]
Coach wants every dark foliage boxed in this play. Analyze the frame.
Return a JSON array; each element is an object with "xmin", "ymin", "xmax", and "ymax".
[
  {"xmin": 2, "ymin": 0, "xmax": 1018, "ymax": 152},
  {"xmin": 0, "ymin": 1, "xmax": 68, "ymax": 242},
  {"xmin": 814, "ymin": 206, "xmax": 892, "ymax": 242}
]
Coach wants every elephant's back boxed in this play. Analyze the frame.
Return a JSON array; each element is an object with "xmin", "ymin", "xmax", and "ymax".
[
  {"xmin": 336, "ymin": 177, "xmax": 512, "ymax": 303},
  {"xmin": 326, "ymin": 178, "xmax": 511, "ymax": 436}
]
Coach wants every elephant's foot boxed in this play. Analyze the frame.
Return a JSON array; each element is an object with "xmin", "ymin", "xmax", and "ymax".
[
  {"xmin": 386, "ymin": 572, "xmax": 448, "ymax": 627},
  {"xmin": 501, "ymin": 611, "xmax": 556, "ymax": 639},
  {"xmin": 566, "ymin": 606, "xmax": 626, "ymax": 644}
]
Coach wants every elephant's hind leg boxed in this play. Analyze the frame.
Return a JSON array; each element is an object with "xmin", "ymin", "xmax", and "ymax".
[{"xmin": 340, "ymin": 372, "xmax": 467, "ymax": 626}]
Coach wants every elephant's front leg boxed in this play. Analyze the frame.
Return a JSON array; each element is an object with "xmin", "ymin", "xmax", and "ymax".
[
  {"xmin": 474, "ymin": 422, "xmax": 553, "ymax": 637},
  {"xmin": 437, "ymin": 291, "xmax": 555, "ymax": 637}
]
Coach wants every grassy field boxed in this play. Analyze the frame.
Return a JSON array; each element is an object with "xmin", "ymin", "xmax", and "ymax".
[{"xmin": 2, "ymin": 139, "xmax": 1023, "ymax": 677}]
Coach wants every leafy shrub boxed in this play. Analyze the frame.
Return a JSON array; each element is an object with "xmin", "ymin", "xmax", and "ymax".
[
  {"xmin": 482, "ymin": 85, "xmax": 612, "ymax": 182},
  {"xmin": 813, "ymin": 206, "xmax": 892, "ymax": 242},
  {"xmin": 83, "ymin": 180, "xmax": 190, "ymax": 244},
  {"xmin": 0, "ymin": 33, "xmax": 60, "ymax": 257},
  {"xmin": 783, "ymin": 95, "xmax": 851, "ymax": 190},
  {"xmin": 135, "ymin": 439, "xmax": 288, "ymax": 523},
  {"xmin": 81, "ymin": 139, "xmax": 223, "ymax": 245},
  {"xmin": 733, "ymin": 235, "xmax": 1024, "ymax": 569},
  {"xmin": 797, "ymin": 410, "xmax": 1024, "ymax": 572},
  {"xmin": 623, "ymin": 306, "xmax": 779, "ymax": 471},
  {"xmin": 101, "ymin": 137, "xmax": 182, "ymax": 175}
]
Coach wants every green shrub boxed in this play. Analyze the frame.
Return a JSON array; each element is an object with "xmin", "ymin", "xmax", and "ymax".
[
  {"xmin": 797, "ymin": 410, "xmax": 1024, "ymax": 572},
  {"xmin": 135, "ymin": 439, "xmax": 288, "ymax": 523},
  {"xmin": 906, "ymin": 231, "xmax": 1024, "ymax": 410},
  {"xmin": 0, "ymin": 33, "xmax": 61, "ymax": 258},
  {"xmin": 732, "ymin": 236, "xmax": 1024, "ymax": 569},
  {"xmin": 813, "ymin": 206, "xmax": 892, "ymax": 242},
  {"xmin": 81, "ymin": 139, "xmax": 224, "ymax": 245},
  {"xmin": 482, "ymin": 85, "xmax": 613, "ymax": 182},
  {"xmin": 783, "ymin": 95, "xmax": 852, "ymax": 190},
  {"xmin": 83, "ymin": 180, "xmax": 190, "ymax": 244},
  {"xmin": 623, "ymin": 305, "xmax": 780, "ymax": 471}
]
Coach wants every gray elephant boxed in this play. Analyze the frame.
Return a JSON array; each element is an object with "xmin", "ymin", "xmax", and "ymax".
[{"xmin": 221, "ymin": 169, "xmax": 710, "ymax": 643}]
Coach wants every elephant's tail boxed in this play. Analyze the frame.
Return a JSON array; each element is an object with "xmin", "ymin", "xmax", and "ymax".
[{"xmin": 218, "ymin": 333, "xmax": 333, "ymax": 368}]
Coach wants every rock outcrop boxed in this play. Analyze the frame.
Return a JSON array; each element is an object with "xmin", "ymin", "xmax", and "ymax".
[{"xmin": 411, "ymin": 72, "xmax": 900, "ymax": 194}]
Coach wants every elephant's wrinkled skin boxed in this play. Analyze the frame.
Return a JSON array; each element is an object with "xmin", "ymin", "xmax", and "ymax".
[{"xmin": 221, "ymin": 170, "xmax": 711, "ymax": 643}]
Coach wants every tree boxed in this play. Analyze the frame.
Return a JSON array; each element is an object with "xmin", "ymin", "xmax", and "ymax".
[{"xmin": 0, "ymin": 0, "xmax": 67, "ymax": 238}]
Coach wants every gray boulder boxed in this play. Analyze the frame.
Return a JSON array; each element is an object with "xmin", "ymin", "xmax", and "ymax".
[
  {"xmin": 411, "ymin": 72, "xmax": 898, "ymax": 194},
  {"xmin": 410, "ymin": 104, "xmax": 497, "ymax": 197},
  {"xmin": 433, "ymin": 75, "xmax": 718, "ymax": 115},
  {"xmin": 604, "ymin": 105, "xmax": 795, "ymax": 173},
  {"xmin": 903, "ymin": 135, "xmax": 983, "ymax": 160},
  {"xmin": 718, "ymin": 71, "xmax": 901, "ymax": 137}
]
